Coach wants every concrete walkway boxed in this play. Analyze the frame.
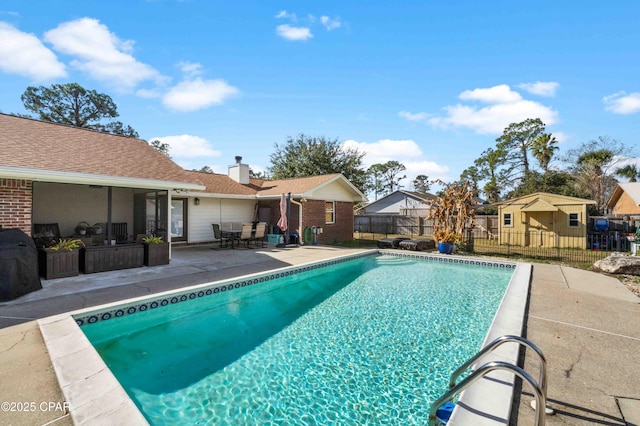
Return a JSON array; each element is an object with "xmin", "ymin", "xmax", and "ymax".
[
  {"xmin": 0, "ymin": 244, "xmax": 638, "ymax": 425},
  {"xmin": 513, "ymin": 264, "xmax": 640, "ymax": 426}
]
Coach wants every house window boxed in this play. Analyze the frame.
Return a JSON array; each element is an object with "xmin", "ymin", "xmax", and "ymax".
[
  {"xmin": 569, "ymin": 213, "xmax": 579, "ymax": 227},
  {"xmin": 325, "ymin": 201, "xmax": 335, "ymax": 224},
  {"xmin": 503, "ymin": 212, "xmax": 513, "ymax": 227}
]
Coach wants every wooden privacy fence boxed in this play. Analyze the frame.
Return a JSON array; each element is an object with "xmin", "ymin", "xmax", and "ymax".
[{"xmin": 354, "ymin": 215, "xmax": 499, "ymax": 238}]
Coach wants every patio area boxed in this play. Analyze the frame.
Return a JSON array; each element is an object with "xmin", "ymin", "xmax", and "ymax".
[{"xmin": 0, "ymin": 243, "xmax": 638, "ymax": 425}]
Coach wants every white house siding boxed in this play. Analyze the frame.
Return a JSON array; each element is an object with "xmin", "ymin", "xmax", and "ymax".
[
  {"xmin": 363, "ymin": 192, "xmax": 427, "ymax": 215},
  {"xmin": 310, "ymin": 181, "xmax": 357, "ymax": 202},
  {"xmin": 188, "ymin": 196, "xmax": 256, "ymax": 243},
  {"xmin": 33, "ymin": 182, "xmax": 133, "ymax": 237}
]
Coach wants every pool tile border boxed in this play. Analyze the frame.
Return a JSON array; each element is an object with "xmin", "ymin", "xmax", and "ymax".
[{"xmin": 73, "ymin": 250, "xmax": 517, "ymax": 327}]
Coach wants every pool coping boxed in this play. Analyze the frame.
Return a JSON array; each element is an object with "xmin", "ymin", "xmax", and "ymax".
[{"xmin": 38, "ymin": 250, "xmax": 529, "ymax": 425}]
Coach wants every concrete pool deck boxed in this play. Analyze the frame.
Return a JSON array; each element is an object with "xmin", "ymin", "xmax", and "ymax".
[{"xmin": 0, "ymin": 244, "xmax": 638, "ymax": 425}]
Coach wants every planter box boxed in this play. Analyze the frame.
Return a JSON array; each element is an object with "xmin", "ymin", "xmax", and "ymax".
[
  {"xmin": 38, "ymin": 249, "xmax": 79, "ymax": 279},
  {"xmin": 144, "ymin": 242, "xmax": 169, "ymax": 266},
  {"xmin": 81, "ymin": 244, "xmax": 144, "ymax": 274}
]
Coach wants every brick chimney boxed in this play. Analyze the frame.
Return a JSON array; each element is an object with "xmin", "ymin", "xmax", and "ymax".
[{"xmin": 228, "ymin": 155, "xmax": 250, "ymax": 184}]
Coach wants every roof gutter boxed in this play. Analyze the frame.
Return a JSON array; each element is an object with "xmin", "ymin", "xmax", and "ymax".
[{"xmin": 0, "ymin": 166, "xmax": 205, "ymax": 191}]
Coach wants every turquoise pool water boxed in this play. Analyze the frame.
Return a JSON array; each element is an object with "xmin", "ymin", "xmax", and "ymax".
[{"xmin": 81, "ymin": 254, "xmax": 514, "ymax": 425}]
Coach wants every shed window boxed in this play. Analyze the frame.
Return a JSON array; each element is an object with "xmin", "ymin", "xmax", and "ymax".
[
  {"xmin": 503, "ymin": 213, "xmax": 513, "ymax": 227},
  {"xmin": 325, "ymin": 201, "xmax": 335, "ymax": 224},
  {"xmin": 569, "ymin": 213, "xmax": 579, "ymax": 227}
]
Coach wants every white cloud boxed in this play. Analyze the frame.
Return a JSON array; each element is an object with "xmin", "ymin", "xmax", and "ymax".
[
  {"xmin": 178, "ymin": 61, "xmax": 203, "ymax": 78},
  {"xmin": 552, "ymin": 131, "xmax": 569, "ymax": 143},
  {"xmin": 320, "ymin": 16, "xmax": 342, "ymax": 30},
  {"xmin": 603, "ymin": 91, "xmax": 640, "ymax": 114},
  {"xmin": 275, "ymin": 10, "xmax": 296, "ymax": 20},
  {"xmin": 135, "ymin": 88, "xmax": 162, "ymax": 98},
  {"xmin": 459, "ymin": 84, "xmax": 522, "ymax": 104},
  {"xmin": 0, "ymin": 22, "xmax": 66, "ymax": 81},
  {"xmin": 152, "ymin": 135, "xmax": 222, "ymax": 162},
  {"xmin": 517, "ymin": 81, "xmax": 560, "ymax": 97},
  {"xmin": 342, "ymin": 139, "xmax": 450, "ymax": 186},
  {"xmin": 276, "ymin": 24, "xmax": 312, "ymax": 41},
  {"xmin": 428, "ymin": 84, "xmax": 558, "ymax": 134},
  {"xmin": 43, "ymin": 18, "xmax": 163, "ymax": 91},
  {"xmin": 398, "ymin": 111, "xmax": 430, "ymax": 122},
  {"xmin": 162, "ymin": 78, "xmax": 239, "ymax": 112}
]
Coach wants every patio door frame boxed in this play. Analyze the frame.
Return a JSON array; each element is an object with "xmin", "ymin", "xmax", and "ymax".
[{"xmin": 171, "ymin": 197, "xmax": 188, "ymax": 242}]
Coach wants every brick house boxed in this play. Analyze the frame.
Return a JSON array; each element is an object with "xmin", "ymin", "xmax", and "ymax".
[{"xmin": 186, "ymin": 164, "xmax": 367, "ymax": 244}]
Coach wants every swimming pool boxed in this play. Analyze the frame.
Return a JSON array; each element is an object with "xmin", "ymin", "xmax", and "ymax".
[
  {"xmin": 79, "ymin": 253, "xmax": 513, "ymax": 424},
  {"xmin": 38, "ymin": 250, "xmax": 530, "ymax": 425}
]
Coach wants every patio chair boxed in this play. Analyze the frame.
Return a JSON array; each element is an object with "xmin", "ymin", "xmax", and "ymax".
[
  {"xmin": 111, "ymin": 223, "xmax": 128, "ymax": 243},
  {"xmin": 253, "ymin": 222, "xmax": 267, "ymax": 247},
  {"xmin": 236, "ymin": 223, "xmax": 254, "ymax": 248},
  {"xmin": 211, "ymin": 224, "xmax": 232, "ymax": 249}
]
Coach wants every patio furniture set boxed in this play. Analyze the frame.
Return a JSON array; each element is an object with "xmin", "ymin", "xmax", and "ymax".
[{"xmin": 212, "ymin": 222, "xmax": 268, "ymax": 249}]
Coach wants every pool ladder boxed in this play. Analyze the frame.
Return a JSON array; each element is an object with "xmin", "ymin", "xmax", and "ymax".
[{"xmin": 428, "ymin": 335, "xmax": 549, "ymax": 426}]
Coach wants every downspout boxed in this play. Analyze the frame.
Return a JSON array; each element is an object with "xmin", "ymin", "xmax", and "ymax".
[{"xmin": 291, "ymin": 198, "xmax": 303, "ymax": 245}]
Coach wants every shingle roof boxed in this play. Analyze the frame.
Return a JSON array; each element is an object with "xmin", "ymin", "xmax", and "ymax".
[
  {"xmin": 256, "ymin": 174, "xmax": 343, "ymax": 196},
  {"xmin": 188, "ymin": 172, "xmax": 360, "ymax": 199},
  {"xmin": 186, "ymin": 171, "xmax": 259, "ymax": 195},
  {"xmin": 0, "ymin": 113, "xmax": 201, "ymax": 187}
]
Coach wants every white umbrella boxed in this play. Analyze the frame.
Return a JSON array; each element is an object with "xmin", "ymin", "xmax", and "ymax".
[{"xmin": 277, "ymin": 193, "xmax": 287, "ymax": 232}]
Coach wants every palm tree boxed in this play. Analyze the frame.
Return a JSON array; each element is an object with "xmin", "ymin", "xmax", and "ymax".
[
  {"xmin": 531, "ymin": 133, "xmax": 558, "ymax": 172},
  {"xmin": 615, "ymin": 164, "xmax": 639, "ymax": 182}
]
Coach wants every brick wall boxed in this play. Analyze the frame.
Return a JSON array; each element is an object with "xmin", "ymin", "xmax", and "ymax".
[
  {"xmin": 0, "ymin": 179, "xmax": 33, "ymax": 235},
  {"xmin": 258, "ymin": 198, "xmax": 354, "ymax": 243},
  {"xmin": 301, "ymin": 199, "xmax": 354, "ymax": 244}
]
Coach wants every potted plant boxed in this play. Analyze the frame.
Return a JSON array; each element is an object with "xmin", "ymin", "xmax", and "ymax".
[
  {"xmin": 433, "ymin": 230, "xmax": 458, "ymax": 254},
  {"xmin": 38, "ymin": 238, "xmax": 84, "ymax": 279},
  {"xmin": 427, "ymin": 180, "xmax": 476, "ymax": 254},
  {"xmin": 142, "ymin": 235, "xmax": 169, "ymax": 266}
]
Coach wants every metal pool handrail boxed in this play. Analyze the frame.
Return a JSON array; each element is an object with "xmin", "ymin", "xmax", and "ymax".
[
  {"xmin": 449, "ymin": 335, "xmax": 547, "ymax": 397},
  {"xmin": 428, "ymin": 361, "xmax": 546, "ymax": 426},
  {"xmin": 428, "ymin": 335, "xmax": 548, "ymax": 426}
]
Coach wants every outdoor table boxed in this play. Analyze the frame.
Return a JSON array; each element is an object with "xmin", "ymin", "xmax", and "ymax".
[{"xmin": 221, "ymin": 230, "xmax": 241, "ymax": 248}]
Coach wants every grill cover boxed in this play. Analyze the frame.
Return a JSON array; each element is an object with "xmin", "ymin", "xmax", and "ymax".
[{"xmin": 0, "ymin": 228, "xmax": 42, "ymax": 301}]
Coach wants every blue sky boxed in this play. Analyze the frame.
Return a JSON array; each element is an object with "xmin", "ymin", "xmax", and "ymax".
[{"xmin": 1, "ymin": 0, "xmax": 639, "ymax": 191}]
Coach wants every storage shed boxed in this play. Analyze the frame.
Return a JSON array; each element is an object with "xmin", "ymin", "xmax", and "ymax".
[{"xmin": 494, "ymin": 192, "xmax": 596, "ymax": 248}]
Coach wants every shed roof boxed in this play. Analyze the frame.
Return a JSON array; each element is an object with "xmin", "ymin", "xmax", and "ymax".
[{"xmin": 495, "ymin": 192, "xmax": 596, "ymax": 207}]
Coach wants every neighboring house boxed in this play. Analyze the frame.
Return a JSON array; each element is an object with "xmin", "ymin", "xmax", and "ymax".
[
  {"xmin": 606, "ymin": 182, "xmax": 640, "ymax": 217},
  {"xmin": 493, "ymin": 192, "xmax": 596, "ymax": 248},
  {"xmin": 0, "ymin": 114, "xmax": 366, "ymax": 248},
  {"xmin": 356, "ymin": 190, "xmax": 436, "ymax": 215}
]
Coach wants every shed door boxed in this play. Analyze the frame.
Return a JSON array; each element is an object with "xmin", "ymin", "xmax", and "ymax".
[{"xmin": 528, "ymin": 212, "xmax": 555, "ymax": 247}]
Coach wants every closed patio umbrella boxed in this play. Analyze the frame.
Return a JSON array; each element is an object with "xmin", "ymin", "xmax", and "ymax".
[{"xmin": 277, "ymin": 193, "xmax": 287, "ymax": 232}]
